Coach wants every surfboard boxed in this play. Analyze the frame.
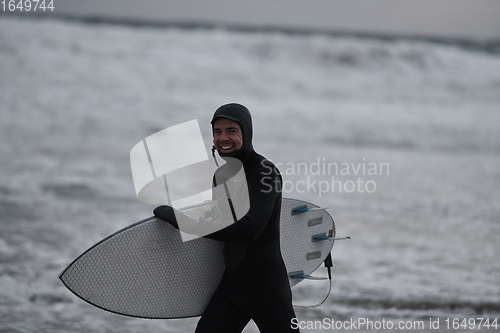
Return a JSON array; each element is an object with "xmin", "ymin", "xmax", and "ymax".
[{"xmin": 58, "ymin": 198, "xmax": 336, "ymax": 319}]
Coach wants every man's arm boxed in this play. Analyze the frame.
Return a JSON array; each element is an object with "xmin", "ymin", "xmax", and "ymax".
[
  {"xmin": 154, "ymin": 166, "xmax": 281, "ymax": 242},
  {"xmin": 203, "ymin": 166, "xmax": 280, "ymax": 242}
]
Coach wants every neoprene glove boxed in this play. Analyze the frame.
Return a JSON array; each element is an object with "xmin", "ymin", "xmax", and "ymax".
[{"xmin": 153, "ymin": 206, "xmax": 179, "ymax": 229}]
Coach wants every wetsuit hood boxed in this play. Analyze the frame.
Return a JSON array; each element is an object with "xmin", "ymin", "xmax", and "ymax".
[{"xmin": 211, "ymin": 103, "xmax": 254, "ymax": 163}]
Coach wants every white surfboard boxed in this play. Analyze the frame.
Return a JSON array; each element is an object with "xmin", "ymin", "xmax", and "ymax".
[{"xmin": 58, "ymin": 198, "xmax": 336, "ymax": 319}]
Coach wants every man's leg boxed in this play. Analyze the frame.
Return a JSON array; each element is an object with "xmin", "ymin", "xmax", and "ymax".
[
  {"xmin": 250, "ymin": 299, "xmax": 300, "ymax": 333},
  {"xmin": 195, "ymin": 290, "xmax": 251, "ymax": 333}
]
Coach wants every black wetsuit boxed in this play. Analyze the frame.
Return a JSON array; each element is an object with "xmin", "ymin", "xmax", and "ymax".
[{"xmin": 154, "ymin": 104, "xmax": 299, "ymax": 333}]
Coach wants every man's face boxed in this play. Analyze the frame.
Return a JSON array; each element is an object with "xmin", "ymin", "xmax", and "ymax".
[{"xmin": 213, "ymin": 118, "xmax": 243, "ymax": 154}]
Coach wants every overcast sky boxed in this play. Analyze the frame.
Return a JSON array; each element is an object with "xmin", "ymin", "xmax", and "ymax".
[{"xmin": 14, "ymin": 0, "xmax": 500, "ymax": 40}]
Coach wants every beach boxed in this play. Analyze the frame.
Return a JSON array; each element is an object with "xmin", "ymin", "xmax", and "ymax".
[{"xmin": 1, "ymin": 15, "xmax": 499, "ymax": 332}]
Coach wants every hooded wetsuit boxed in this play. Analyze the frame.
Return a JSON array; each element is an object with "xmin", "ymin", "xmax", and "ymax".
[{"xmin": 154, "ymin": 103, "xmax": 299, "ymax": 333}]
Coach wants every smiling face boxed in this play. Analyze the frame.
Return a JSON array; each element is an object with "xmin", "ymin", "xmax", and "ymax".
[{"xmin": 212, "ymin": 118, "xmax": 243, "ymax": 154}]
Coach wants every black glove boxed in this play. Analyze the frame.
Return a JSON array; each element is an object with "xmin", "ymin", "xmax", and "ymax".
[{"xmin": 153, "ymin": 205, "xmax": 179, "ymax": 229}]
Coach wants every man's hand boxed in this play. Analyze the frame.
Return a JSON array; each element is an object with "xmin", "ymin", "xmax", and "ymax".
[{"xmin": 153, "ymin": 205, "xmax": 179, "ymax": 229}]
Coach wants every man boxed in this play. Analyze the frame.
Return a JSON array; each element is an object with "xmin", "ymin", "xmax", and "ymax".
[{"xmin": 154, "ymin": 103, "xmax": 299, "ymax": 332}]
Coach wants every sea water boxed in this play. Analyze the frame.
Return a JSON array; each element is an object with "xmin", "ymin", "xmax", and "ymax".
[{"xmin": 1, "ymin": 16, "xmax": 499, "ymax": 332}]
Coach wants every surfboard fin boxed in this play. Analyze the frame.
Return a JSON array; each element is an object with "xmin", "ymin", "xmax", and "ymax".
[
  {"xmin": 312, "ymin": 235, "xmax": 351, "ymax": 241},
  {"xmin": 292, "ymin": 205, "xmax": 331, "ymax": 214},
  {"xmin": 292, "ymin": 253, "xmax": 334, "ymax": 309},
  {"xmin": 289, "ymin": 271, "xmax": 327, "ymax": 280}
]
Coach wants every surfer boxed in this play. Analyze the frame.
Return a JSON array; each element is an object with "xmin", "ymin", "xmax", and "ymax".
[{"xmin": 154, "ymin": 103, "xmax": 299, "ymax": 332}]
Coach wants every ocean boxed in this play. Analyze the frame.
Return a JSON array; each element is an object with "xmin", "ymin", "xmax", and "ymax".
[{"xmin": 1, "ymin": 16, "xmax": 499, "ymax": 332}]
